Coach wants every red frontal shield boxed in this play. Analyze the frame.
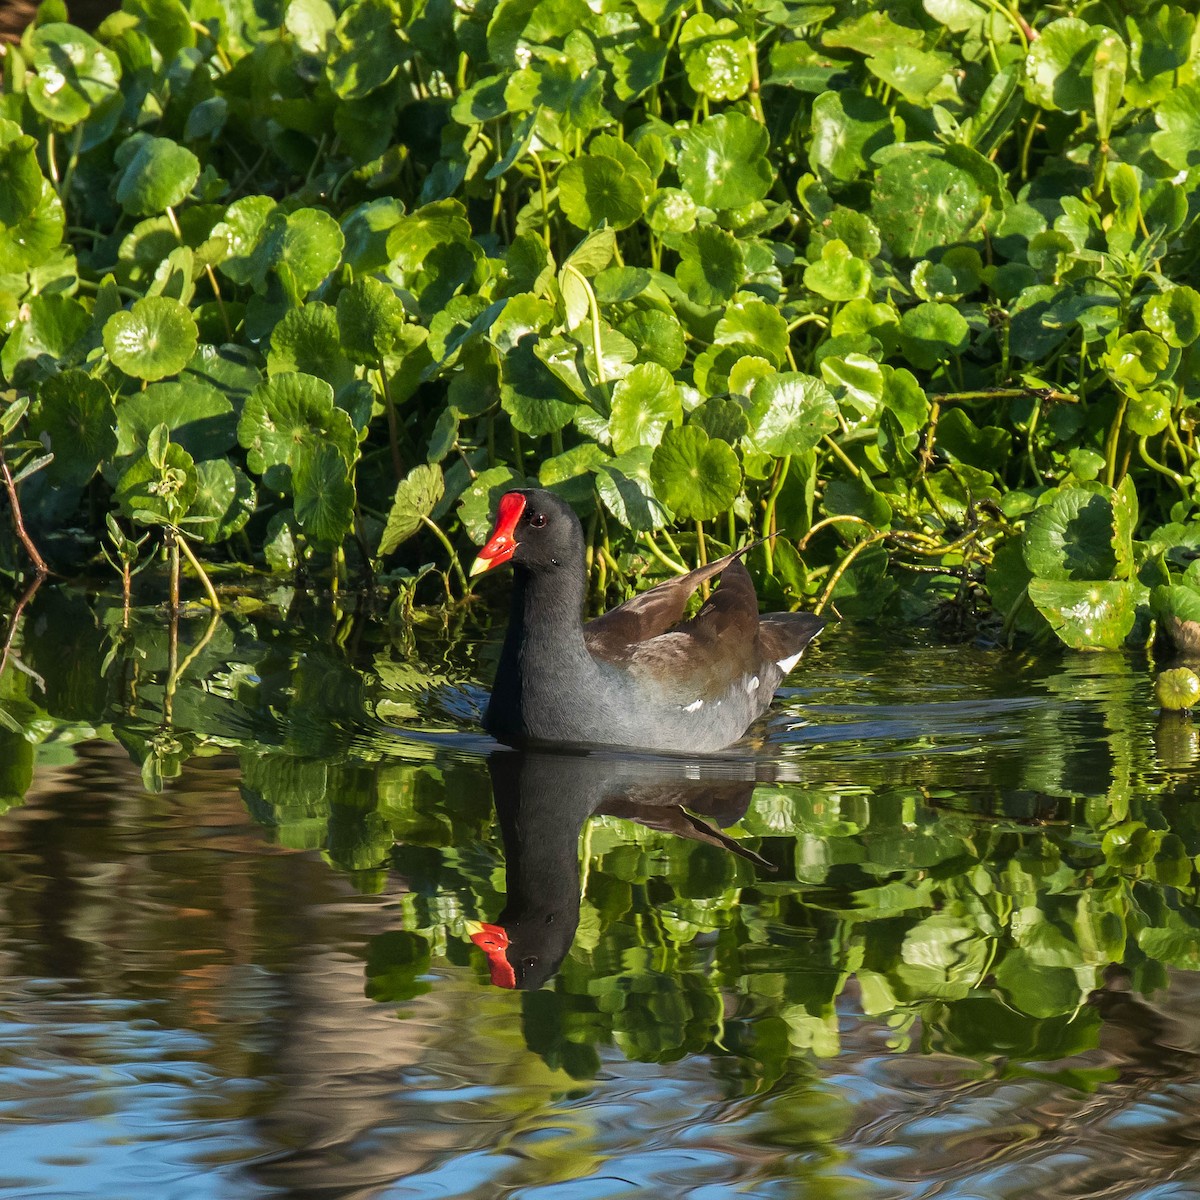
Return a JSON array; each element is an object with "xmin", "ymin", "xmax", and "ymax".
[{"xmin": 470, "ymin": 492, "xmax": 526, "ymax": 576}]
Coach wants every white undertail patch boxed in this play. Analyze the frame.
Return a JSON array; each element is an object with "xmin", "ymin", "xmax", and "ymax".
[
  {"xmin": 776, "ymin": 652, "xmax": 803, "ymax": 675},
  {"xmin": 684, "ymin": 699, "xmax": 704, "ymax": 713}
]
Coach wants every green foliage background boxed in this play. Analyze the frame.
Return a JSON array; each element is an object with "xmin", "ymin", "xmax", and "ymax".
[{"xmin": 3, "ymin": 0, "xmax": 1200, "ymax": 647}]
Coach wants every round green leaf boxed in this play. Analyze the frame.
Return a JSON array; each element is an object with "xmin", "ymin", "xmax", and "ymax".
[
  {"xmin": 1026, "ymin": 579, "xmax": 1141, "ymax": 650},
  {"xmin": 804, "ymin": 239, "xmax": 872, "ymax": 303},
  {"xmin": 748, "ymin": 373, "xmax": 839, "ymax": 456},
  {"xmin": 1023, "ymin": 487, "xmax": 1117, "ymax": 581},
  {"xmin": 597, "ymin": 446, "xmax": 667, "ymax": 532},
  {"xmin": 676, "ymin": 226, "xmax": 745, "ymax": 307},
  {"xmin": 1024, "ymin": 18, "xmax": 1117, "ymax": 114},
  {"xmin": 808, "ymin": 89, "xmax": 892, "ymax": 183},
  {"xmin": 269, "ymin": 302, "xmax": 355, "ymax": 394},
  {"xmin": 1152, "ymin": 81, "xmax": 1200, "ymax": 171},
  {"xmin": 116, "ymin": 441, "xmax": 198, "ymax": 526},
  {"xmin": 608, "ymin": 362, "xmax": 682, "ymax": 455},
  {"xmin": 646, "ymin": 188, "xmax": 697, "ymax": 235},
  {"xmin": 871, "ymin": 151, "xmax": 986, "ymax": 258},
  {"xmin": 380, "ymin": 464, "xmax": 445, "ymax": 555},
  {"xmin": 558, "ymin": 155, "xmax": 647, "ymax": 231},
  {"xmin": 336, "ymin": 277, "xmax": 409, "ymax": 363},
  {"xmin": 617, "ymin": 310, "xmax": 686, "ymax": 372},
  {"xmin": 1103, "ymin": 331, "xmax": 1170, "ymax": 387},
  {"xmin": 114, "ymin": 380, "xmax": 236, "ymax": 466},
  {"xmin": 899, "ymin": 301, "xmax": 970, "ymax": 368},
  {"xmin": 458, "ymin": 465, "xmax": 526, "ymax": 543},
  {"xmin": 650, "ymin": 425, "xmax": 740, "ymax": 521},
  {"xmin": 677, "ymin": 112, "xmax": 774, "ymax": 211},
  {"xmin": 238, "ymin": 371, "xmax": 358, "ymax": 488},
  {"xmin": 1126, "ymin": 389, "xmax": 1171, "ymax": 437},
  {"xmin": 684, "ymin": 37, "xmax": 751, "ymax": 102},
  {"xmin": 103, "ymin": 297, "xmax": 199, "ymax": 382},
  {"xmin": 714, "ymin": 296, "xmax": 790, "ymax": 366},
  {"xmin": 211, "ymin": 195, "xmax": 276, "ymax": 286},
  {"xmin": 0, "ymin": 129, "xmax": 46, "ymax": 227},
  {"xmin": 251, "ymin": 208, "xmax": 345, "ymax": 301},
  {"xmin": 189, "ymin": 459, "xmax": 256, "ymax": 544},
  {"xmin": 1156, "ymin": 667, "xmax": 1200, "ymax": 712},
  {"xmin": 114, "ymin": 137, "xmax": 201, "ymax": 217},
  {"xmin": 327, "ymin": 0, "xmax": 405, "ymax": 98},
  {"xmin": 0, "ymin": 294, "xmax": 89, "ymax": 387},
  {"xmin": 293, "ymin": 442, "xmax": 356, "ymax": 545},
  {"xmin": 27, "ymin": 24, "xmax": 121, "ymax": 127},
  {"xmin": 31, "ymin": 369, "xmax": 116, "ymax": 488},
  {"xmin": 1144, "ymin": 287, "xmax": 1200, "ymax": 349}
]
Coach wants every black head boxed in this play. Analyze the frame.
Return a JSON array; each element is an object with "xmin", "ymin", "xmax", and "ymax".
[{"xmin": 470, "ymin": 488, "xmax": 584, "ymax": 577}]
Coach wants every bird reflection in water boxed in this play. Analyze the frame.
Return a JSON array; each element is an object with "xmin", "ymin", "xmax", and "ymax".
[{"xmin": 467, "ymin": 748, "xmax": 776, "ymax": 990}]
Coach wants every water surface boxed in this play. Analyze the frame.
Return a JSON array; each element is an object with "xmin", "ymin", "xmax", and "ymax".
[{"xmin": 1, "ymin": 588, "xmax": 1199, "ymax": 1197}]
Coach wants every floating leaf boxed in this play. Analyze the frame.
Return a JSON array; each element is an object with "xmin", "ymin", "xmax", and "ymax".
[
  {"xmin": 650, "ymin": 425, "xmax": 741, "ymax": 521},
  {"xmin": 380, "ymin": 464, "xmax": 445, "ymax": 554},
  {"xmin": 103, "ymin": 297, "xmax": 199, "ymax": 382}
]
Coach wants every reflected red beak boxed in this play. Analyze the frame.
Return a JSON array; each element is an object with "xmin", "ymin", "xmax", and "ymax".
[
  {"xmin": 470, "ymin": 492, "xmax": 526, "ymax": 577},
  {"xmin": 467, "ymin": 921, "xmax": 515, "ymax": 989}
]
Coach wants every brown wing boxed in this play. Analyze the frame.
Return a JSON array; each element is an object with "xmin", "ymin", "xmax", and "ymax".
[
  {"xmin": 583, "ymin": 545, "xmax": 754, "ymax": 656},
  {"xmin": 586, "ymin": 556, "xmax": 764, "ymax": 704}
]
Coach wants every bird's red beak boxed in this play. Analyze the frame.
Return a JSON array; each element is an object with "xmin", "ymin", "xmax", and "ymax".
[
  {"xmin": 466, "ymin": 920, "xmax": 515, "ymax": 988},
  {"xmin": 470, "ymin": 492, "xmax": 526, "ymax": 577}
]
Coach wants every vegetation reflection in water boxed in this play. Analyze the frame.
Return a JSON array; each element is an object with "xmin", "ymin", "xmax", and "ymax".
[{"xmin": 2, "ymin": 582, "xmax": 1200, "ymax": 1093}]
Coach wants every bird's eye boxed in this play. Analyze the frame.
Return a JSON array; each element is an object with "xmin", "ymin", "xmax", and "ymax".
[{"xmin": 529, "ymin": 512, "xmax": 547, "ymax": 528}]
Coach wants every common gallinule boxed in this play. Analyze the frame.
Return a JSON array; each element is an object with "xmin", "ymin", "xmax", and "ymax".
[{"xmin": 470, "ymin": 488, "xmax": 825, "ymax": 752}]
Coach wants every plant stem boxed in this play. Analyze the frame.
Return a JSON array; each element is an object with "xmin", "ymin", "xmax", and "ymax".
[
  {"xmin": 0, "ymin": 445, "xmax": 49, "ymax": 576},
  {"xmin": 379, "ymin": 361, "xmax": 403, "ymax": 480},
  {"xmin": 166, "ymin": 530, "xmax": 181, "ymax": 613},
  {"xmin": 1104, "ymin": 393, "xmax": 1129, "ymax": 487},
  {"xmin": 814, "ymin": 531, "xmax": 890, "ymax": 615},
  {"xmin": 640, "ymin": 533, "xmax": 688, "ymax": 575},
  {"xmin": 176, "ymin": 533, "xmax": 222, "ymax": 610},
  {"xmin": 421, "ymin": 514, "xmax": 469, "ymax": 594},
  {"xmin": 762, "ymin": 455, "xmax": 791, "ymax": 574}
]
